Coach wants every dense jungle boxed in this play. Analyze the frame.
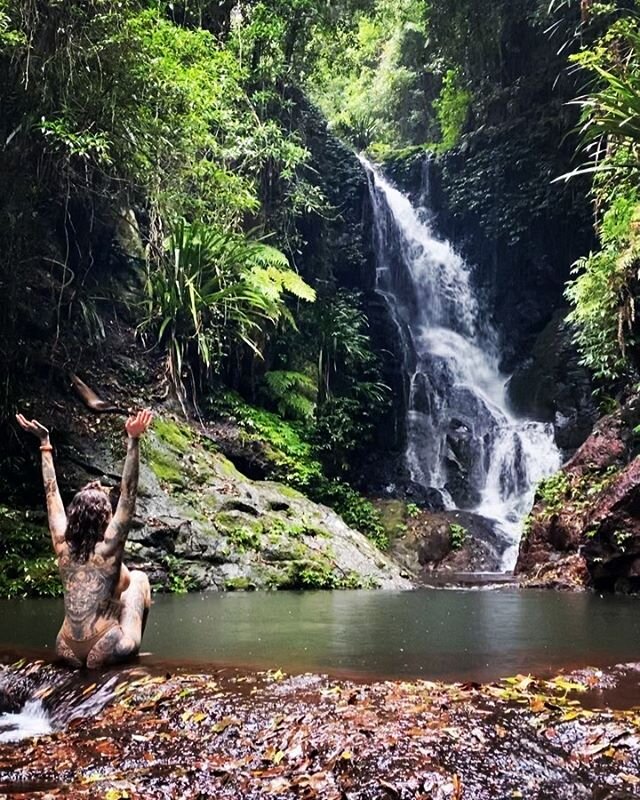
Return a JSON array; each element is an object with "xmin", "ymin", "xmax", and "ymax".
[{"xmin": 2, "ymin": 0, "xmax": 640, "ymax": 797}]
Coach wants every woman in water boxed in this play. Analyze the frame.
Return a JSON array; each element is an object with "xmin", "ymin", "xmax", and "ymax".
[{"xmin": 16, "ymin": 409, "xmax": 153, "ymax": 668}]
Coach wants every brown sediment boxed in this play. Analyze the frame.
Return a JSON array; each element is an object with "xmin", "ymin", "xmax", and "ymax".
[{"xmin": 3, "ymin": 646, "xmax": 640, "ymax": 695}]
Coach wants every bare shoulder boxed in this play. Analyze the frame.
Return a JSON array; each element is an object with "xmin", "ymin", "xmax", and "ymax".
[{"xmin": 52, "ymin": 537, "xmax": 69, "ymax": 557}]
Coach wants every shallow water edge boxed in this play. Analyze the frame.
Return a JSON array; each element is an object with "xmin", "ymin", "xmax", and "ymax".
[{"xmin": 1, "ymin": 588, "xmax": 639, "ymax": 683}]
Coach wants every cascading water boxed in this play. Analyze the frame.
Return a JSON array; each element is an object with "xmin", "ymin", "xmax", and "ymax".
[
  {"xmin": 0, "ymin": 699, "xmax": 52, "ymax": 742},
  {"xmin": 0, "ymin": 662, "xmax": 131, "ymax": 743},
  {"xmin": 361, "ymin": 157, "xmax": 561, "ymax": 569}
]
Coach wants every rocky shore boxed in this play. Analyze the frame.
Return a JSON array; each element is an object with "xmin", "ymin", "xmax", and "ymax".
[{"xmin": 1, "ymin": 659, "xmax": 639, "ymax": 799}]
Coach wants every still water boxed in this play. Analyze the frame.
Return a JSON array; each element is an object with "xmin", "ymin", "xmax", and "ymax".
[{"xmin": 1, "ymin": 589, "xmax": 639, "ymax": 681}]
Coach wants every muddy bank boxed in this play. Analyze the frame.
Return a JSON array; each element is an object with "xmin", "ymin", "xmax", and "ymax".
[{"xmin": 1, "ymin": 660, "xmax": 640, "ymax": 799}]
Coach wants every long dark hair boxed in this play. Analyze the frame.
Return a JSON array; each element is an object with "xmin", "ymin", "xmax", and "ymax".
[{"xmin": 65, "ymin": 481, "xmax": 112, "ymax": 562}]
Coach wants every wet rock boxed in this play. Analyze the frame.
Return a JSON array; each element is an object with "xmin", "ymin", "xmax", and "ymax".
[
  {"xmin": 127, "ymin": 516, "xmax": 182, "ymax": 552},
  {"xmin": 204, "ymin": 422, "xmax": 272, "ymax": 481},
  {"xmin": 521, "ymin": 554, "xmax": 591, "ymax": 591},
  {"xmin": 389, "ymin": 509, "xmax": 509, "ymax": 577},
  {"xmin": 173, "ymin": 523, "xmax": 231, "ymax": 565},
  {"xmin": 75, "ymin": 416, "xmax": 412, "ymax": 592},
  {"xmin": 516, "ymin": 393, "xmax": 640, "ymax": 591},
  {"xmin": 508, "ymin": 311, "xmax": 597, "ymax": 452},
  {"xmin": 3, "ymin": 660, "xmax": 640, "ymax": 799},
  {"xmin": 3, "ymin": 367, "xmax": 412, "ymax": 594}
]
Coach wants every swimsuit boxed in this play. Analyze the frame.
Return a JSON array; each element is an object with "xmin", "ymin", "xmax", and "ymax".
[{"xmin": 61, "ymin": 598, "xmax": 123, "ymax": 663}]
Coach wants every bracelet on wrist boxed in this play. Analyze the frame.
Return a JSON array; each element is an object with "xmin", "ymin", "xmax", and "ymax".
[{"xmin": 40, "ymin": 443, "xmax": 53, "ymax": 452}]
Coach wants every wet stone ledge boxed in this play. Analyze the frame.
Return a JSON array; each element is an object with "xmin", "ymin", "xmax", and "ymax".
[{"xmin": 0, "ymin": 660, "xmax": 639, "ymax": 799}]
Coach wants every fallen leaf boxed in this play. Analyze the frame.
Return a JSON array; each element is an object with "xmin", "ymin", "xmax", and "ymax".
[{"xmin": 212, "ymin": 717, "xmax": 240, "ymax": 733}]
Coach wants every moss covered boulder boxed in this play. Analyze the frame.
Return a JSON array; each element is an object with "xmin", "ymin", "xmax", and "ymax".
[{"xmin": 1, "ymin": 409, "xmax": 410, "ymax": 596}]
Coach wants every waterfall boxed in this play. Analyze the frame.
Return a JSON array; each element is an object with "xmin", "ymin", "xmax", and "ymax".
[{"xmin": 361, "ymin": 156, "xmax": 561, "ymax": 569}]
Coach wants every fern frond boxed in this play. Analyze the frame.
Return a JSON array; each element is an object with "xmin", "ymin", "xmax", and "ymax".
[
  {"xmin": 142, "ymin": 218, "xmax": 316, "ymax": 402},
  {"xmin": 263, "ymin": 370, "xmax": 317, "ymax": 420}
]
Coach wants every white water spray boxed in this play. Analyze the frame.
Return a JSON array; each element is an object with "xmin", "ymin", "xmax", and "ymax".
[
  {"xmin": 361, "ymin": 157, "xmax": 561, "ymax": 569},
  {"xmin": 0, "ymin": 699, "xmax": 53, "ymax": 742},
  {"xmin": 0, "ymin": 672, "xmax": 121, "ymax": 743}
]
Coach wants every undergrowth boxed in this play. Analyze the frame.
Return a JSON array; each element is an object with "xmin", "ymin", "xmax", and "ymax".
[
  {"xmin": 0, "ymin": 505, "xmax": 61, "ymax": 598},
  {"xmin": 208, "ymin": 391, "xmax": 388, "ymax": 549},
  {"xmin": 449, "ymin": 523, "xmax": 468, "ymax": 551}
]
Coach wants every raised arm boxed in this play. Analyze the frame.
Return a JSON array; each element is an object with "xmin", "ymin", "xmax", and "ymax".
[
  {"xmin": 15, "ymin": 414, "xmax": 67, "ymax": 555},
  {"xmin": 104, "ymin": 410, "xmax": 153, "ymax": 548}
]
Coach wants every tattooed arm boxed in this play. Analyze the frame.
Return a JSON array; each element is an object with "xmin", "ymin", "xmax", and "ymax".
[
  {"xmin": 104, "ymin": 410, "xmax": 153, "ymax": 552},
  {"xmin": 15, "ymin": 414, "xmax": 67, "ymax": 554}
]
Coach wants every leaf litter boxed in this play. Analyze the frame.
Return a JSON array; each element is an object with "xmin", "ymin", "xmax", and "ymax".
[{"xmin": 0, "ymin": 660, "xmax": 638, "ymax": 798}]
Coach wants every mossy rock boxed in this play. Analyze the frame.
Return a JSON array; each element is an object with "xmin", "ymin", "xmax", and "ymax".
[
  {"xmin": 273, "ymin": 484, "xmax": 305, "ymax": 500},
  {"xmin": 153, "ymin": 418, "xmax": 194, "ymax": 453},
  {"xmin": 144, "ymin": 443, "xmax": 184, "ymax": 487},
  {"xmin": 215, "ymin": 511, "xmax": 263, "ymax": 536},
  {"xmin": 225, "ymin": 526, "xmax": 262, "ymax": 553},
  {"xmin": 373, "ymin": 499, "xmax": 409, "ymax": 542},
  {"xmin": 210, "ymin": 452, "xmax": 246, "ymax": 481},
  {"xmin": 224, "ymin": 576, "xmax": 256, "ymax": 591}
]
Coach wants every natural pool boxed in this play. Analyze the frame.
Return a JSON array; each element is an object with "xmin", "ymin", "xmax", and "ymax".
[{"xmin": 1, "ymin": 588, "xmax": 639, "ymax": 681}]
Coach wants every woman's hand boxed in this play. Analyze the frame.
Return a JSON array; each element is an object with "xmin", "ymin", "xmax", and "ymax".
[
  {"xmin": 125, "ymin": 409, "xmax": 153, "ymax": 439},
  {"xmin": 16, "ymin": 413, "xmax": 50, "ymax": 442}
]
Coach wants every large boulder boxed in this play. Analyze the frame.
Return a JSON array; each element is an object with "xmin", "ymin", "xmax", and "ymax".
[
  {"xmin": 4, "ymin": 402, "xmax": 412, "ymax": 593},
  {"xmin": 126, "ymin": 421, "xmax": 412, "ymax": 591},
  {"xmin": 389, "ymin": 508, "xmax": 510, "ymax": 578},
  {"xmin": 0, "ymin": 300, "xmax": 413, "ymax": 595},
  {"xmin": 516, "ymin": 394, "xmax": 640, "ymax": 591}
]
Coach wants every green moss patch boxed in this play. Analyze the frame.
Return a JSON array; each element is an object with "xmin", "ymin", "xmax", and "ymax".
[
  {"xmin": 153, "ymin": 418, "xmax": 194, "ymax": 452},
  {"xmin": 144, "ymin": 443, "xmax": 184, "ymax": 486},
  {"xmin": 0, "ymin": 505, "xmax": 61, "ymax": 598},
  {"xmin": 224, "ymin": 576, "xmax": 255, "ymax": 591}
]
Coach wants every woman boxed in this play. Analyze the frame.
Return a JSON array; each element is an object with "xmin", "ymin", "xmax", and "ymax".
[{"xmin": 16, "ymin": 409, "xmax": 153, "ymax": 668}]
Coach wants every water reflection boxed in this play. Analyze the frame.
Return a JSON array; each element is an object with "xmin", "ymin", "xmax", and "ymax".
[{"xmin": 0, "ymin": 590, "xmax": 639, "ymax": 681}]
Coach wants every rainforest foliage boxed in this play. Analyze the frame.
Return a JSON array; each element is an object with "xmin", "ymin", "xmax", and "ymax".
[
  {"xmin": 556, "ymin": 0, "xmax": 640, "ymax": 384},
  {"xmin": 2, "ymin": 0, "xmax": 640, "ymax": 562},
  {"xmin": 0, "ymin": 0, "xmax": 391, "ymax": 549}
]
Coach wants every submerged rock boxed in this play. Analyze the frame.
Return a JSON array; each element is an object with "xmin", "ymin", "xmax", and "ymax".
[
  {"xmin": 2, "ymin": 659, "xmax": 639, "ymax": 799},
  {"xmin": 516, "ymin": 394, "xmax": 640, "ymax": 591}
]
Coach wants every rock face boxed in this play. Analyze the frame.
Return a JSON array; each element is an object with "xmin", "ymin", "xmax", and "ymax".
[
  {"xmin": 507, "ymin": 311, "xmax": 597, "ymax": 452},
  {"xmin": 516, "ymin": 395, "xmax": 640, "ymax": 591},
  {"xmin": 389, "ymin": 509, "xmax": 510, "ymax": 578},
  {"xmin": 375, "ymin": 137, "xmax": 596, "ymax": 466},
  {"xmin": 126, "ymin": 418, "xmax": 411, "ymax": 591}
]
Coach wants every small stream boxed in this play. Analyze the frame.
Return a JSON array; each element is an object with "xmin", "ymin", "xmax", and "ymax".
[{"xmin": 2, "ymin": 590, "xmax": 639, "ymax": 682}]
